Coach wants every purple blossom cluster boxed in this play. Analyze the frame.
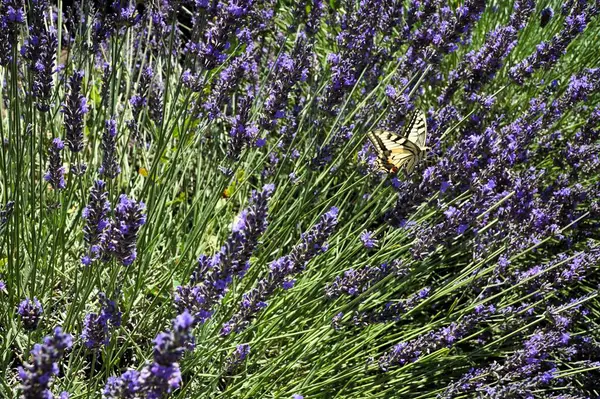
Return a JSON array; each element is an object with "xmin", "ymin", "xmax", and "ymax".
[
  {"xmin": 379, "ymin": 305, "xmax": 496, "ymax": 371},
  {"xmin": 383, "ymin": 0, "xmax": 487, "ymax": 129},
  {"xmin": 224, "ymin": 343, "xmax": 251, "ymax": 374},
  {"xmin": 107, "ymin": 195, "xmax": 147, "ymax": 266},
  {"xmin": 509, "ymin": 1, "xmax": 598, "ymax": 84},
  {"xmin": 175, "ymin": 184, "xmax": 275, "ymax": 323},
  {"xmin": 82, "ymin": 180, "xmax": 111, "ymax": 265},
  {"xmin": 227, "ymin": 94, "xmax": 259, "ymax": 159},
  {"xmin": 63, "ymin": 71, "xmax": 88, "ymax": 153},
  {"xmin": 320, "ymin": 0, "xmax": 386, "ymax": 113},
  {"xmin": 203, "ymin": 46, "xmax": 258, "ymax": 120},
  {"xmin": 184, "ymin": 0, "xmax": 259, "ymax": 71},
  {"xmin": 438, "ymin": 0, "xmax": 535, "ymax": 105},
  {"xmin": 45, "ymin": 138, "xmax": 66, "ymax": 191},
  {"xmin": 82, "ymin": 182, "xmax": 146, "ymax": 266},
  {"xmin": 18, "ymin": 297, "xmax": 43, "ymax": 330},
  {"xmin": 0, "ymin": 200, "xmax": 14, "ymax": 229},
  {"xmin": 326, "ymin": 260, "xmax": 408, "ymax": 299},
  {"xmin": 104, "ymin": 311, "xmax": 194, "ymax": 398},
  {"xmin": 352, "ymin": 287, "xmax": 431, "ymax": 327},
  {"xmin": 311, "ymin": 126, "xmax": 353, "ymax": 170},
  {"xmin": 18, "ymin": 327, "xmax": 73, "ymax": 399},
  {"xmin": 81, "ymin": 292, "xmax": 122, "ymax": 350},
  {"xmin": 441, "ymin": 302, "xmax": 600, "ymax": 398},
  {"xmin": 221, "ymin": 206, "xmax": 339, "ymax": 335},
  {"xmin": 262, "ymin": 34, "xmax": 312, "ymax": 129},
  {"xmin": 0, "ymin": 0, "xmax": 24, "ymax": 65},
  {"xmin": 99, "ymin": 119, "xmax": 121, "ymax": 178},
  {"xmin": 92, "ymin": 0, "xmax": 140, "ymax": 51},
  {"xmin": 20, "ymin": 0, "xmax": 56, "ymax": 112}
]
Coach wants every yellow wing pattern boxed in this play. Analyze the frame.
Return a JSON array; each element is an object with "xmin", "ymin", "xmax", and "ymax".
[{"xmin": 366, "ymin": 111, "xmax": 427, "ymax": 174}]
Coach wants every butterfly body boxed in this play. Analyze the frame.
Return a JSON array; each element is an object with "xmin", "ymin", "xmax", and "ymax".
[{"xmin": 366, "ymin": 111, "xmax": 428, "ymax": 174}]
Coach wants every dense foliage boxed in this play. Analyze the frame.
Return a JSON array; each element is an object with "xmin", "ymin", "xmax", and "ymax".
[{"xmin": 1, "ymin": 0, "xmax": 600, "ymax": 397}]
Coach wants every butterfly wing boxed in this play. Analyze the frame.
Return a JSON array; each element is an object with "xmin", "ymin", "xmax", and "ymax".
[
  {"xmin": 388, "ymin": 139, "xmax": 421, "ymax": 173},
  {"xmin": 367, "ymin": 130, "xmax": 419, "ymax": 173},
  {"xmin": 405, "ymin": 110, "xmax": 428, "ymax": 150}
]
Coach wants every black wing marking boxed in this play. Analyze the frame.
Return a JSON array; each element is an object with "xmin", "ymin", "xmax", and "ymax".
[
  {"xmin": 367, "ymin": 130, "xmax": 423, "ymax": 173},
  {"xmin": 406, "ymin": 111, "xmax": 427, "ymax": 150}
]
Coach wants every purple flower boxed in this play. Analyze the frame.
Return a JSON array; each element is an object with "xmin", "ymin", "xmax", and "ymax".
[
  {"xmin": 63, "ymin": 71, "xmax": 88, "ymax": 153},
  {"xmin": 312, "ymin": 126, "xmax": 353, "ymax": 169},
  {"xmin": 81, "ymin": 292, "xmax": 121, "ymax": 350},
  {"xmin": 44, "ymin": 138, "xmax": 65, "ymax": 190},
  {"xmin": 204, "ymin": 47, "xmax": 257, "ymax": 119},
  {"xmin": 148, "ymin": 74, "xmax": 164, "ymax": 126},
  {"xmin": 326, "ymin": 261, "xmax": 408, "ymax": 299},
  {"xmin": 175, "ymin": 184, "xmax": 275, "ymax": 323},
  {"xmin": 130, "ymin": 67, "xmax": 153, "ymax": 119},
  {"xmin": 224, "ymin": 343, "xmax": 250, "ymax": 374},
  {"xmin": 187, "ymin": 0, "xmax": 258, "ymax": 70},
  {"xmin": 107, "ymin": 195, "xmax": 146, "ymax": 266},
  {"xmin": 359, "ymin": 230, "xmax": 378, "ymax": 249},
  {"xmin": 262, "ymin": 34, "xmax": 312, "ymax": 129},
  {"xmin": 222, "ymin": 207, "xmax": 339, "ymax": 335},
  {"xmin": 82, "ymin": 180, "xmax": 111, "ymax": 265},
  {"xmin": 105, "ymin": 311, "xmax": 194, "ymax": 398},
  {"xmin": 0, "ymin": 0, "xmax": 24, "ymax": 65},
  {"xmin": 228, "ymin": 95, "xmax": 259, "ymax": 159},
  {"xmin": 22, "ymin": 4, "xmax": 57, "ymax": 113},
  {"xmin": 540, "ymin": 7, "xmax": 554, "ymax": 28},
  {"xmin": 305, "ymin": 0, "xmax": 324, "ymax": 36},
  {"xmin": 92, "ymin": 0, "xmax": 140, "ymax": 51},
  {"xmin": 320, "ymin": 0, "xmax": 385, "ymax": 113},
  {"xmin": 99, "ymin": 63, "xmax": 112, "ymax": 107},
  {"xmin": 353, "ymin": 288, "xmax": 431, "ymax": 327},
  {"xmin": 0, "ymin": 200, "xmax": 14, "ymax": 228},
  {"xmin": 441, "ymin": 325, "xmax": 583, "ymax": 398},
  {"xmin": 103, "ymin": 370, "xmax": 141, "ymax": 398},
  {"xmin": 18, "ymin": 297, "xmax": 43, "ymax": 330},
  {"xmin": 379, "ymin": 306, "xmax": 495, "ymax": 371},
  {"xmin": 99, "ymin": 119, "xmax": 121, "ymax": 178},
  {"xmin": 292, "ymin": 395, "xmax": 304, "ymax": 399},
  {"xmin": 510, "ymin": 2, "xmax": 594, "ymax": 84},
  {"xmin": 439, "ymin": 0, "xmax": 534, "ymax": 105},
  {"xmin": 18, "ymin": 327, "xmax": 73, "ymax": 399}
]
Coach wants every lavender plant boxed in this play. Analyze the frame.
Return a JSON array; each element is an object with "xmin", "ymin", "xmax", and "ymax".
[{"xmin": 1, "ymin": 0, "xmax": 600, "ymax": 398}]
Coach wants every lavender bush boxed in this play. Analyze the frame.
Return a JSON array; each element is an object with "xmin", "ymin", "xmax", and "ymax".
[{"xmin": 1, "ymin": 0, "xmax": 600, "ymax": 398}]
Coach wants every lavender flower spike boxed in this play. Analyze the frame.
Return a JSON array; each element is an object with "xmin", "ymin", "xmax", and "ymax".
[
  {"xmin": 18, "ymin": 327, "xmax": 73, "ymax": 399},
  {"xmin": 104, "ymin": 311, "xmax": 195, "ymax": 399},
  {"xmin": 221, "ymin": 206, "xmax": 339, "ymax": 335},
  {"xmin": 63, "ymin": 70, "xmax": 88, "ymax": 153},
  {"xmin": 326, "ymin": 260, "xmax": 409, "ymax": 299},
  {"xmin": 99, "ymin": 119, "xmax": 121, "ymax": 178},
  {"xmin": 18, "ymin": 297, "xmax": 43, "ymax": 330},
  {"xmin": 509, "ymin": 2, "xmax": 594, "ymax": 84},
  {"xmin": 45, "ymin": 138, "xmax": 66, "ymax": 190},
  {"xmin": 22, "ymin": 14, "xmax": 58, "ymax": 113},
  {"xmin": 82, "ymin": 180, "xmax": 111, "ymax": 265},
  {"xmin": 108, "ymin": 195, "xmax": 146, "ymax": 266},
  {"xmin": 360, "ymin": 230, "xmax": 378, "ymax": 249},
  {"xmin": 103, "ymin": 370, "xmax": 141, "ymax": 398},
  {"xmin": 175, "ymin": 184, "xmax": 275, "ymax": 323},
  {"xmin": 81, "ymin": 292, "xmax": 121, "ymax": 350},
  {"xmin": 379, "ymin": 305, "xmax": 495, "ymax": 371},
  {"xmin": 224, "ymin": 343, "xmax": 250, "ymax": 374}
]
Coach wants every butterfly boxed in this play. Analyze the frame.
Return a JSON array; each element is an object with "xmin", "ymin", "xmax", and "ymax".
[{"xmin": 366, "ymin": 111, "xmax": 428, "ymax": 174}]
